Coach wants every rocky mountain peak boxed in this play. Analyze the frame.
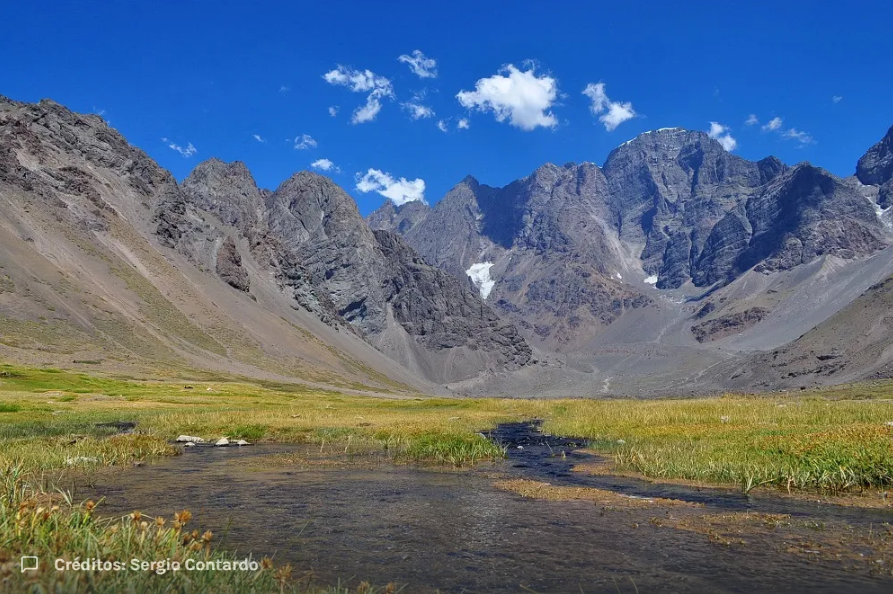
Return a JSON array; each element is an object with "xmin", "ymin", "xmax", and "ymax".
[
  {"xmin": 367, "ymin": 199, "xmax": 431, "ymax": 235},
  {"xmin": 181, "ymin": 158, "xmax": 264, "ymax": 234},
  {"xmin": 857, "ymin": 124, "xmax": 893, "ymax": 188}
]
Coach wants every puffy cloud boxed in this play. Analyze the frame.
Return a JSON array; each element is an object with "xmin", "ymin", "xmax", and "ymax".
[
  {"xmin": 311, "ymin": 158, "xmax": 340, "ymax": 173},
  {"xmin": 745, "ymin": 114, "xmax": 759, "ymax": 126},
  {"xmin": 456, "ymin": 64, "xmax": 558, "ymax": 131},
  {"xmin": 762, "ymin": 117, "xmax": 783, "ymax": 131},
  {"xmin": 582, "ymin": 82, "xmax": 636, "ymax": 131},
  {"xmin": 707, "ymin": 122, "xmax": 738, "ymax": 152},
  {"xmin": 397, "ymin": 49, "xmax": 437, "ymax": 79},
  {"xmin": 355, "ymin": 168, "xmax": 426, "ymax": 206},
  {"xmin": 436, "ymin": 119, "xmax": 448, "ymax": 133},
  {"xmin": 832, "ymin": 95, "xmax": 843, "ymax": 104},
  {"xmin": 323, "ymin": 65, "xmax": 394, "ymax": 124},
  {"xmin": 293, "ymin": 134, "xmax": 317, "ymax": 150},
  {"xmin": 328, "ymin": 106, "xmax": 339, "ymax": 117},
  {"xmin": 457, "ymin": 118, "xmax": 470, "ymax": 130},
  {"xmin": 162, "ymin": 138, "xmax": 197, "ymax": 157},
  {"xmin": 252, "ymin": 134, "xmax": 266, "ymax": 143}
]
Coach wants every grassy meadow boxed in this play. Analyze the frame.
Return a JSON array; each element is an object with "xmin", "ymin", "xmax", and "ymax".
[{"xmin": 2, "ymin": 362, "xmax": 893, "ymax": 591}]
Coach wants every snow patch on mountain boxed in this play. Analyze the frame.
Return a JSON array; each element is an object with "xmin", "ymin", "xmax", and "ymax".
[{"xmin": 466, "ymin": 262, "xmax": 495, "ymax": 299}]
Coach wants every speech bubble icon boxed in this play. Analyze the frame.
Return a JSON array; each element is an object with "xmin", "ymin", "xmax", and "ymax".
[{"xmin": 21, "ymin": 556, "xmax": 38, "ymax": 572}]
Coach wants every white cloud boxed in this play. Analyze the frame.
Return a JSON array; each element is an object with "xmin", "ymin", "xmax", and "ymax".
[
  {"xmin": 355, "ymin": 168, "xmax": 426, "ymax": 206},
  {"xmin": 293, "ymin": 134, "xmax": 317, "ymax": 150},
  {"xmin": 754, "ymin": 115, "xmax": 815, "ymax": 146},
  {"xmin": 328, "ymin": 106, "xmax": 339, "ymax": 117},
  {"xmin": 745, "ymin": 114, "xmax": 759, "ymax": 126},
  {"xmin": 311, "ymin": 158, "xmax": 340, "ymax": 173},
  {"xmin": 436, "ymin": 119, "xmax": 448, "ymax": 132},
  {"xmin": 401, "ymin": 100, "xmax": 435, "ymax": 120},
  {"xmin": 162, "ymin": 138, "xmax": 197, "ymax": 158},
  {"xmin": 762, "ymin": 117, "xmax": 783, "ymax": 131},
  {"xmin": 457, "ymin": 118, "xmax": 470, "ymax": 130},
  {"xmin": 353, "ymin": 91, "xmax": 390, "ymax": 124},
  {"xmin": 582, "ymin": 82, "xmax": 636, "ymax": 131},
  {"xmin": 782, "ymin": 128, "xmax": 815, "ymax": 146},
  {"xmin": 323, "ymin": 65, "xmax": 394, "ymax": 124},
  {"xmin": 397, "ymin": 49, "xmax": 437, "ymax": 79},
  {"xmin": 832, "ymin": 95, "xmax": 843, "ymax": 104},
  {"xmin": 707, "ymin": 121, "xmax": 738, "ymax": 152},
  {"xmin": 253, "ymin": 134, "xmax": 266, "ymax": 143},
  {"xmin": 279, "ymin": 85, "xmax": 289, "ymax": 93},
  {"xmin": 456, "ymin": 64, "xmax": 558, "ymax": 131}
]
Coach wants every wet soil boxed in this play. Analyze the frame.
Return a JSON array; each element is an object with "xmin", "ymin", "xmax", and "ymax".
[{"xmin": 80, "ymin": 422, "xmax": 893, "ymax": 593}]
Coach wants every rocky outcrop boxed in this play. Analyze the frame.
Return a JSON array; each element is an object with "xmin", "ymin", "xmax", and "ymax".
[
  {"xmin": 374, "ymin": 229, "xmax": 531, "ymax": 368},
  {"xmin": 691, "ymin": 307, "xmax": 769, "ymax": 342},
  {"xmin": 857, "ymin": 124, "xmax": 893, "ymax": 208},
  {"xmin": 262, "ymin": 172, "xmax": 533, "ymax": 380},
  {"xmin": 602, "ymin": 129, "xmax": 787, "ymax": 288},
  {"xmin": 215, "ymin": 236, "xmax": 249, "ymax": 292},
  {"xmin": 367, "ymin": 199, "xmax": 431, "ymax": 236},
  {"xmin": 181, "ymin": 158, "xmax": 265, "ymax": 237}
]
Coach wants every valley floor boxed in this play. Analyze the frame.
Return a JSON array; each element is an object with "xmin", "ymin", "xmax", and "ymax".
[{"xmin": 1, "ymin": 363, "xmax": 893, "ymax": 592}]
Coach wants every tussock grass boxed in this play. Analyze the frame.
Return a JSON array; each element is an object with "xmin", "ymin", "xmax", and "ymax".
[
  {"xmin": 533, "ymin": 397, "xmax": 893, "ymax": 493},
  {"xmin": 2, "ymin": 362, "xmax": 893, "ymax": 493}
]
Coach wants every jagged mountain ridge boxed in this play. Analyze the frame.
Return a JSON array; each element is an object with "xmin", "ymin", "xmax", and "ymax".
[
  {"xmin": 3, "ymin": 92, "xmax": 893, "ymax": 396},
  {"xmin": 370, "ymin": 128, "xmax": 893, "ymax": 354},
  {"xmin": 181, "ymin": 160, "xmax": 533, "ymax": 384},
  {"xmin": 0, "ymin": 95, "xmax": 530, "ymax": 389}
]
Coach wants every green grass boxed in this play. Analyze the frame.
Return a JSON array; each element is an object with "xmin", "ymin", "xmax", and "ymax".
[
  {"xmin": 2, "ymin": 362, "xmax": 893, "ymax": 591},
  {"xmin": 2, "ymin": 362, "xmax": 893, "ymax": 494},
  {"xmin": 534, "ymin": 396, "xmax": 893, "ymax": 493}
]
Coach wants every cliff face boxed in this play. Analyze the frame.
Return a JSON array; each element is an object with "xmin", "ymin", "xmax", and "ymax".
[
  {"xmin": 371, "ymin": 128, "xmax": 892, "ymax": 350},
  {"xmin": 0, "ymin": 95, "xmax": 529, "ymax": 389}
]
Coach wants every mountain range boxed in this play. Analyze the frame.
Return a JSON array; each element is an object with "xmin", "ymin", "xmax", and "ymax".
[{"xmin": 2, "ymin": 94, "xmax": 892, "ymax": 396}]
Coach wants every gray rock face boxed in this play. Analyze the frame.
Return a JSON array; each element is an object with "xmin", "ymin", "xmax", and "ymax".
[
  {"xmin": 179, "ymin": 164, "xmax": 533, "ymax": 382},
  {"xmin": 730, "ymin": 164, "xmax": 886, "ymax": 275},
  {"xmin": 181, "ymin": 160, "xmax": 341, "ymax": 324},
  {"xmin": 857, "ymin": 125, "xmax": 893, "ymax": 186},
  {"xmin": 374, "ymin": 230, "xmax": 531, "ymax": 367},
  {"xmin": 370, "ymin": 128, "xmax": 892, "ymax": 349},
  {"xmin": 691, "ymin": 307, "xmax": 769, "ymax": 343},
  {"xmin": 367, "ymin": 199, "xmax": 431, "ymax": 236},
  {"xmin": 265, "ymin": 172, "xmax": 389, "ymax": 334},
  {"xmin": 181, "ymin": 158, "xmax": 265, "ymax": 237},
  {"xmin": 260, "ymin": 172, "xmax": 532, "ymax": 380},
  {"xmin": 215, "ymin": 236, "xmax": 249, "ymax": 292},
  {"xmin": 370, "ymin": 164, "xmax": 653, "ymax": 350},
  {"xmin": 602, "ymin": 128, "xmax": 787, "ymax": 288},
  {"xmin": 856, "ymin": 124, "xmax": 893, "ymax": 207}
]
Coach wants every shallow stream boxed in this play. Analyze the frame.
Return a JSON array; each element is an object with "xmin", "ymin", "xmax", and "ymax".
[{"xmin": 82, "ymin": 422, "xmax": 893, "ymax": 593}]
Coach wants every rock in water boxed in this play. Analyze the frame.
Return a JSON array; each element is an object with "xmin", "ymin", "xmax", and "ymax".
[
  {"xmin": 215, "ymin": 437, "xmax": 229, "ymax": 446},
  {"xmin": 176, "ymin": 435, "xmax": 205, "ymax": 443}
]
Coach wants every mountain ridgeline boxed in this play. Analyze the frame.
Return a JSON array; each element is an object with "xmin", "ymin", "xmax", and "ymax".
[
  {"xmin": 2, "ymin": 93, "xmax": 893, "ymax": 395},
  {"xmin": 369, "ymin": 128, "xmax": 892, "ymax": 353}
]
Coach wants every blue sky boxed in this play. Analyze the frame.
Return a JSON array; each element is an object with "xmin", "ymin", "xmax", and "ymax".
[{"xmin": 2, "ymin": 0, "xmax": 891, "ymax": 215}]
